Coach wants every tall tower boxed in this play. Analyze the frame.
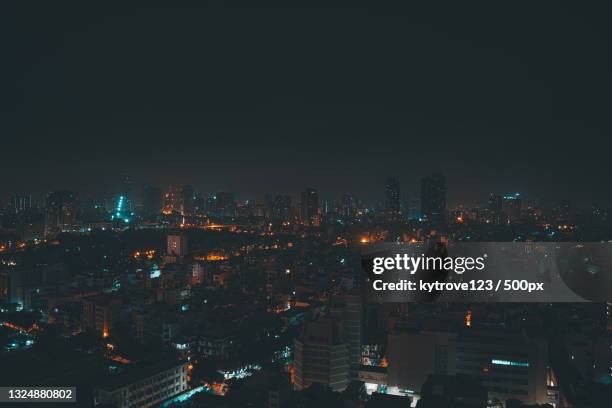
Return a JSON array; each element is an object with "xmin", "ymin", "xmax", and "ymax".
[
  {"xmin": 121, "ymin": 174, "xmax": 134, "ymax": 212},
  {"xmin": 385, "ymin": 177, "xmax": 401, "ymax": 220},
  {"xmin": 111, "ymin": 194, "xmax": 133, "ymax": 224},
  {"xmin": 502, "ymin": 193, "xmax": 522, "ymax": 222},
  {"xmin": 44, "ymin": 191, "xmax": 76, "ymax": 237},
  {"xmin": 12, "ymin": 193, "xmax": 32, "ymax": 214},
  {"xmin": 420, "ymin": 174, "xmax": 447, "ymax": 223},
  {"xmin": 488, "ymin": 194, "xmax": 503, "ymax": 224},
  {"xmin": 330, "ymin": 293, "xmax": 363, "ymax": 380},
  {"xmin": 162, "ymin": 187, "xmax": 176, "ymax": 215},
  {"xmin": 294, "ymin": 317, "xmax": 349, "ymax": 392},
  {"xmin": 300, "ymin": 188, "xmax": 320, "ymax": 226},
  {"xmin": 181, "ymin": 185, "xmax": 194, "ymax": 216}
]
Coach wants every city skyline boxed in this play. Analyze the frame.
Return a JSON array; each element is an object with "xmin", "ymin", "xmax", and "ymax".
[
  {"xmin": 2, "ymin": 3, "xmax": 612, "ymax": 207},
  {"xmin": 2, "ymin": 4, "xmax": 611, "ymax": 406}
]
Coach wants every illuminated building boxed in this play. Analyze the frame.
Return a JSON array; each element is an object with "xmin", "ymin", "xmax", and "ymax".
[
  {"xmin": 341, "ymin": 194, "xmax": 359, "ymax": 218},
  {"xmin": 198, "ymin": 327, "xmax": 236, "ymax": 360},
  {"xmin": 385, "ymin": 177, "xmax": 401, "ymax": 220},
  {"xmin": 17, "ymin": 213, "xmax": 45, "ymax": 241},
  {"xmin": 420, "ymin": 174, "xmax": 446, "ymax": 224},
  {"xmin": 191, "ymin": 262, "xmax": 205, "ymax": 285},
  {"xmin": 206, "ymin": 192, "xmax": 237, "ymax": 217},
  {"xmin": 44, "ymin": 190, "xmax": 76, "ymax": 237},
  {"xmin": 162, "ymin": 186, "xmax": 177, "ymax": 214},
  {"xmin": 167, "ymin": 232, "xmax": 188, "ymax": 258},
  {"xmin": 120, "ymin": 174, "xmax": 134, "ymax": 209},
  {"xmin": 294, "ymin": 317, "xmax": 349, "ymax": 392},
  {"xmin": 300, "ymin": 188, "xmax": 320, "ymax": 226},
  {"xmin": 110, "ymin": 195, "xmax": 133, "ymax": 223},
  {"xmin": 1, "ymin": 262, "xmax": 68, "ymax": 311},
  {"xmin": 502, "ymin": 193, "xmax": 522, "ymax": 222},
  {"xmin": 456, "ymin": 329, "xmax": 548, "ymax": 405},
  {"xmin": 95, "ymin": 358, "xmax": 188, "ymax": 407},
  {"xmin": 81, "ymin": 295, "xmax": 122, "ymax": 337},
  {"xmin": 12, "ymin": 193, "xmax": 32, "ymax": 214}
]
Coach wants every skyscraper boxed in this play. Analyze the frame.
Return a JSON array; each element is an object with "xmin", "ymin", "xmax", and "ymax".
[
  {"xmin": 502, "ymin": 193, "xmax": 522, "ymax": 222},
  {"xmin": 293, "ymin": 317, "xmax": 349, "ymax": 392},
  {"xmin": 120, "ymin": 174, "xmax": 134, "ymax": 212},
  {"xmin": 488, "ymin": 194, "xmax": 503, "ymax": 224},
  {"xmin": 300, "ymin": 188, "xmax": 320, "ymax": 226},
  {"xmin": 385, "ymin": 177, "xmax": 401, "ymax": 220},
  {"xmin": 44, "ymin": 191, "xmax": 76, "ymax": 238},
  {"xmin": 341, "ymin": 194, "xmax": 357, "ymax": 218},
  {"xmin": 181, "ymin": 185, "xmax": 194, "ymax": 216},
  {"xmin": 421, "ymin": 174, "xmax": 447, "ymax": 223},
  {"xmin": 271, "ymin": 195, "xmax": 292, "ymax": 221},
  {"xmin": 206, "ymin": 192, "xmax": 237, "ymax": 217},
  {"xmin": 330, "ymin": 293, "xmax": 363, "ymax": 379},
  {"xmin": 162, "ymin": 186, "xmax": 177, "ymax": 215},
  {"xmin": 12, "ymin": 193, "xmax": 32, "ymax": 214},
  {"xmin": 110, "ymin": 195, "xmax": 133, "ymax": 224}
]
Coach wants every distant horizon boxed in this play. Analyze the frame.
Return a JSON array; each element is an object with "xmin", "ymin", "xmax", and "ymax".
[
  {"xmin": 3, "ymin": 3, "xmax": 612, "ymax": 209},
  {"xmin": 0, "ymin": 178, "xmax": 604, "ymax": 212}
]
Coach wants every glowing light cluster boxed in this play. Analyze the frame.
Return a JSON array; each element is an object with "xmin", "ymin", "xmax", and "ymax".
[
  {"xmin": 491, "ymin": 359, "xmax": 529, "ymax": 367},
  {"xmin": 110, "ymin": 195, "xmax": 133, "ymax": 223}
]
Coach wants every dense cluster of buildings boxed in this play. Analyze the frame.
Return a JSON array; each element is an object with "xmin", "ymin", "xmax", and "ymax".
[{"xmin": 0, "ymin": 175, "xmax": 611, "ymax": 407}]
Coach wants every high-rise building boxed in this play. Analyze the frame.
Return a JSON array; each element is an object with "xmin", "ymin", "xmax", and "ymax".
[
  {"xmin": 341, "ymin": 195, "xmax": 358, "ymax": 218},
  {"xmin": 12, "ymin": 193, "xmax": 32, "ymax": 214},
  {"xmin": 17, "ymin": 213, "xmax": 45, "ymax": 241},
  {"xmin": 455, "ymin": 329, "xmax": 549, "ymax": 405},
  {"xmin": 264, "ymin": 193, "xmax": 275, "ymax": 218},
  {"xmin": 119, "ymin": 174, "xmax": 135, "ymax": 213},
  {"xmin": 330, "ymin": 293, "xmax": 363, "ymax": 379},
  {"xmin": 110, "ymin": 195, "xmax": 133, "ymax": 224},
  {"xmin": 420, "ymin": 174, "xmax": 446, "ymax": 223},
  {"xmin": 502, "ymin": 193, "xmax": 522, "ymax": 222},
  {"xmin": 271, "ymin": 195, "xmax": 292, "ymax": 221},
  {"xmin": 193, "ymin": 193, "xmax": 206, "ymax": 215},
  {"xmin": 385, "ymin": 177, "xmax": 401, "ymax": 219},
  {"xmin": 206, "ymin": 192, "xmax": 237, "ymax": 217},
  {"xmin": 162, "ymin": 187, "xmax": 177, "ymax": 215},
  {"xmin": 488, "ymin": 194, "xmax": 503, "ymax": 224},
  {"xmin": 44, "ymin": 191, "xmax": 76, "ymax": 237},
  {"xmin": 142, "ymin": 184, "xmax": 162, "ymax": 216},
  {"xmin": 167, "ymin": 232, "xmax": 188, "ymax": 258},
  {"xmin": 294, "ymin": 317, "xmax": 349, "ymax": 392},
  {"xmin": 300, "ymin": 188, "xmax": 320, "ymax": 226},
  {"xmin": 181, "ymin": 185, "xmax": 194, "ymax": 215}
]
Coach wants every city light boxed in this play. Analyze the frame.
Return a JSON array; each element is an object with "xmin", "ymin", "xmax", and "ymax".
[{"xmin": 491, "ymin": 359, "xmax": 530, "ymax": 367}]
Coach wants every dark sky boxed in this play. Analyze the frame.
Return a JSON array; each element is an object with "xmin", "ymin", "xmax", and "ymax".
[{"xmin": 2, "ymin": 2, "xmax": 611, "ymax": 207}]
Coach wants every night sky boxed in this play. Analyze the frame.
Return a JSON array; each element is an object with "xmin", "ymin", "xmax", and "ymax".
[{"xmin": 2, "ymin": 2, "xmax": 611, "ymax": 207}]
